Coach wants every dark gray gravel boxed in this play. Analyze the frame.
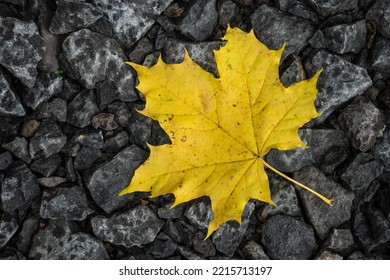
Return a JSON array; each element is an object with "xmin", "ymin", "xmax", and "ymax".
[{"xmin": 0, "ymin": 0, "xmax": 389, "ymax": 260}]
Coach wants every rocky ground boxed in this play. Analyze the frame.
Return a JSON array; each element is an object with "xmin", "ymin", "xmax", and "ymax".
[{"xmin": 0, "ymin": 0, "xmax": 389, "ymax": 260}]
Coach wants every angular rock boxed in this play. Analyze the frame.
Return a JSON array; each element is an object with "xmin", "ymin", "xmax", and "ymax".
[
  {"xmin": 280, "ymin": 55, "xmax": 306, "ymax": 87},
  {"xmin": 91, "ymin": 205, "xmax": 164, "ymax": 247},
  {"xmin": 276, "ymin": 0, "xmax": 317, "ymax": 21},
  {"xmin": 36, "ymin": 98, "xmax": 67, "ymax": 122},
  {"xmin": 58, "ymin": 77, "xmax": 82, "ymax": 102},
  {"xmin": 75, "ymin": 128, "xmax": 104, "ymax": 149},
  {"xmin": 304, "ymin": 50, "xmax": 372, "ymax": 122},
  {"xmin": 192, "ymin": 231, "xmax": 216, "ymax": 257},
  {"xmin": 40, "ymin": 185, "xmax": 94, "ymax": 220},
  {"xmin": 92, "ymin": 113, "xmax": 118, "ymax": 131},
  {"xmin": 262, "ymin": 215, "xmax": 317, "ymax": 259},
  {"xmin": 1, "ymin": 161, "xmax": 40, "ymax": 213},
  {"xmin": 338, "ymin": 96, "xmax": 385, "ymax": 152},
  {"xmin": 242, "ymin": 241, "xmax": 270, "ymax": 260},
  {"xmin": 185, "ymin": 197, "xmax": 213, "ymax": 231},
  {"xmin": 21, "ymin": 119, "xmax": 40, "ymax": 138},
  {"xmin": 177, "ymin": 245, "xmax": 202, "ymax": 260},
  {"xmin": 0, "ymin": 17, "xmax": 45, "ymax": 88},
  {"xmin": 212, "ymin": 202, "xmax": 255, "ymax": 257},
  {"xmin": 0, "ymin": 151, "xmax": 13, "ymax": 170},
  {"xmin": 103, "ymin": 131, "xmax": 129, "ymax": 153},
  {"xmin": 294, "ymin": 166, "xmax": 355, "ymax": 239},
  {"xmin": 373, "ymin": 127, "xmax": 390, "ymax": 175},
  {"xmin": 321, "ymin": 20, "xmax": 366, "ymax": 54},
  {"xmin": 67, "ymin": 89, "xmax": 99, "ymax": 128},
  {"xmin": 86, "ymin": 145, "xmax": 148, "ymax": 213},
  {"xmin": 16, "ymin": 216, "xmax": 39, "ymax": 254},
  {"xmin": 341, "ymin": 153, "xmax": 384, "ymax": 191},
  {"xmin": 50, "ymin": 1, "xmax": 102, "ymax": 34},
  {"xmin": 107, "ymin": 102, "xmax": 131, "ymax": 128},
  {"xmin": 316, "ymin": 250, "xmax": 343, "ymax": 260},
  {"xmin": 92, "ymin": 0, "xmax": 173, "ymax": 48},
  {"xmin": 29, "ymin": 119, "xmax": 67, "ymax": 159},
  {"xmin": 176, "ymin": 0, "xmax": 218, "ymax": 41},
  {"xmin": 146, "ymin": 233, "xmax": 177, "ymax": 259},
  {"xmin": 366, "ymin": 0, "xmax": 390, "ymax": 38},
  {"xmin": 324, "ymin": 228, "xmax": 356, "ymax": 256},
  {"xmin": 305, "ymin": 0, "xmax": 358, "ymax": 17},
  {"xmin": 0, "ymin": 72, "xmax": 25, "ymax": 117},
  {"xmin": 74, "ymin": 146, "xmax": 102, "ymax": 170},
  {"xmin": 0, "ymin": 118, "xmax": 22, "ymax": 137},
  {"xmin": 158, "ymin": 202, "xmax": 184, "ymax": 220},
  {"xmin": 30, "ymin": 154, "xmax": 62, "ymax": 177},
  {"xmin": 127, "ymin": 37, "xmax": 155, "ymax": 64},
  {"xmin": 2, "ymin": 137, "xmax": 30, "ymax": 163},
  {"xmin": 320, "ymin": 146, "xmax": 348, "ymax": 174},
  {"xmin": 218, "ymin": 0, "xmax": 239, "ymax": 27},
  {"xmin": 370, "ymin": 37, "xmax": 390, "ymax": 74},
  {"xmin": 0, "ymin": 213, "xmax": 18, "ymax": 249},
  {"xmin": 251, "ymin": 5, "xmax": 315, "ymax": 59},
  {"xmin": 24, "ymin": 71, "xmax": 63, "ymax": 110},
  {"xmin": 29, "ymin": 220, "xmax": 78, "ymax": 259}
]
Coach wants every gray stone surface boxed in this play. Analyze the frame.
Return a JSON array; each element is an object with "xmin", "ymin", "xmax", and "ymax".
[
  {"xmin": 16, "ymin": 216, "xmax": 39, "ymax": 254},
  {"xmin": 370, "ymin": 37, "xmax": 390, "ymax": 74},
  {"xmin": 37, "ymin": 177, "xmax": 67, "ymax": 188},
  {"xmin": 316, "ymin": 250, "xmax": 343, "ymax": 260},
  {"xmin": 276, "ymin": 0, "xmax": 317, "ymax": 21},
  {"xmin": 50, "ymin": 1, "xmax": 102, "ymax": 34},
  {"xmin": 67, "ymin": 89, "xmax": 99, "ymax": 128},
  {"xmin": 218, "ymin": 0, "xmax": 239, "ymax": 27},
  {"xmin": 91, "ymin": 205, "xmax": 164, "ymax": 247},
  {"xmin": 0, "ymin": 17, "xmax": 45, "ymax": 88},
  {"xmin": 251, "ymin": 5, "xmax": 315, "ymax": 59},
  {"xmin": 280, "ymin": 55, "xmax": 306, "ymax": 87},
  {"xmin": 36, "ymin": 98, "xmax": 68, "ymax": 122},
  {"xmin": 338, "ymin": 97, "xmax": 385, "ymax": 152},
  {"xmin": 107, "ymin": 102, "xmax": 132, "ymax": 128},
  {"xmin": 294, "ymin": 166, "xmax": 355, "ymax": 239},
  {"xmin": 324, "ymin": 228, "xmax": 356, "ymax": 256},
  {"xmin": 0, "ymin": 151, "xmax": 13, "ymax": 170},
  {"xmin": 176, "ymin": 0, "xmax": 218, "ymax": 41},
  {"xmin": 1, "ymin": 161, "xmax": 40, "ymax": 213},
  {"xmin": 86, "ymin": 145, "xmax": 148, "ymax": 213},
  {"xmin": 24, "ymin": 71, "xmax": 63, "ymax": 110},
  {"xmin": 157, "ymin": 202, "xmax": 184, "ymax": 220},
  {"xmin": 185, "ymin": 197, "xmax": 213, "ymax": 231},
  {"xmin": 30, "ymin": 154, "xmax": 61, "ymax": 177},
  {"xmin": 366, "ymin": 0, "xmax": 390, "ymax": 38},
  {"xmin": 0, "ymin": 213, "xmax": 18, "ymax": 250},
  {"xmin": 304, "ymin": 50, "xmax": 372, "ymax": 122},
  {"xmin": 193, "ymin": 231, "xmax": 216, "ymax": 257},
  {"xmin": 40, "ymin": 186, "xmax": 94, "ymax": 220},
  {"xmin": 147, "ymin": 233, "xmax": 177, "ymax": 259},
  {"xmin": 0, "ymin": 72, "xmax": 25, "ymax": 117},
  {"xmin": 103, "ymin": 131, "xmax": 129, "ymax": 153},
  {"xmin": 373, "ymin": 127, "xmax": 390, "ymax": 175},
  {"xmin": 320, "ymin": 20, "xmax": 367, "ymax": 54},
  {"xmin": 92, "ymin": 0, "xmax": 173, "ymax": 48},
  {"xmin": 211, "ymin": 202, "xmax": 255, "ymax": 257},
  {"xmin": 341, "ymin": 153, "xmax": 384, "ymax": 191},
  {"xmin": 320, "ymin": 146, "xmax": 348, "ymax": 175},
  {"xmin": 74, "ymin": 146, "xmax": 102, "ymax": 170},
  {"xmin": 305, "ymin": 0, "xmax": 358, "ymax": 17},
  {"xmin": 92, "ymin": 113, "xmax": 118, "ymax": 131},
  {"xmin": 29, "ymin": 119, "xmax": 67, "ymax": 159},
  {"xmin": 242, "ymin": 241, "xmax": 269, "ymax": 260},
  {"xmin": 262, "ymin": 215, "xmax": 317, "ymax": 259},
  {"xmin": 2, "ymin": 137, "xmax": 30, "ymax": 163}
]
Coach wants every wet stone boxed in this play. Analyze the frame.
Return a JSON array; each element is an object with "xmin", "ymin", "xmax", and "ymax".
[
  {"xmin": 262, "ymin": 215, "xmax": 317, "ymax": 260},
  {"xmin": 67, "ymin": 89, "xmax": 99, "ymax": 128},
  {"xmin": 320, "ymin": 20, "xmax": 367, "ymax": 54},
  {"xmin": 40, "ymin": 185, "xmax": 93, "ymax": 220},
  {"xmin": 29, "ymin": 119, "xmax": 67, "ymax": 159},
  {"xmin": 369, "ymin": 37, "xmax": 390, "ymax": 74},
  {"xmin": 0, "ymin": 17, "xmax": 45, "ymax": 88},
  {"xmin": 86, "ymin": 145, "xmax": 148, "ymax": 213},
  {"xmin": 294, "ymin": 166, "xmax": 355, "ymax": 239},
  {"xmin": 92, "ymin": 0, "xmax": 173, "ymax": 48},
  {"xmin": 1, "ymin": 161, "xmax": 40, "ymax": 213},
  {"xmin": 242, "ymin": 241, "xmax": 270, "ymax": 260},
  {"xmin": 2, "ymin": 137, "xmax": 30, "ymax": 163},
  {"xmin": 251, "ymin": 5, "xmax": 315, "ymax": 60},
  {"xmin": 74, "ymin": 146, "xmax": 102, "ymax": 170},
  {"xmin": 304, "ymin": 50, "xmax": 372, "ymax": 122},
  {"xmin": 91, "ymin": 205, "xmax": 164, "ymax": 247},
  {"xmin": 193, "ymin": 231, "xmax": 216, "ymax": 257},
  {"xmin": 0, "ymin": 213, "xmax": 18, "ymax": 250},
  {"xmin": 24, "ymin": 71, "xmax": 63, "ymax": 110},
  {"xmin": 176, "ymin": 0, "xmax": 218, "ymax": 41},
  {"xmin": 0, "ymin": 151, "xmax": 13, "ymax": 170},
  {"xmin": 30, "ymin": 154, "xmax": 62, "ymax": 177},
  {"xmin": 211, "ymin": 202, "xmax": 255, "ymax": 257},
  {"xmin": 366, "ymin": 0, "xmax": 390, "ymax": 38},
  {"xmin": 338, "ymin": 96, "xmax": 385, "ymax": 152},
  {"xmin": 341, "ymin": 153, "xmax": 384, "ymax": 191},
  {"xmin": 50, "ymin": 1, "xmax": 102, "ymax": 34},
  {"xmin": 36, "ymin": 98, "xmax": 67, "ymax": 123},
  {"xmin": 305, "ymin": 0, "xmax": 358, "ymax": 17},
  {"xmin": 324, "ymin": 228, "xmax": 356, "ymax": 256},
  {"xmin": 0, "ymin": 72, "xmax": 25, "ymax": 117}
]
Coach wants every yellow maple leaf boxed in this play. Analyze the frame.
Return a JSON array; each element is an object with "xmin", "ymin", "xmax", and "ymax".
[{"xmin": 122, "ymin": 27, "xmax": 332, "ymax": 237}]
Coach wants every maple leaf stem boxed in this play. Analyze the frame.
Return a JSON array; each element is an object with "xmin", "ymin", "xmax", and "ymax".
[{"xmin": 261, "ymin": 158, "xmax": 334, "ymax": 206}]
